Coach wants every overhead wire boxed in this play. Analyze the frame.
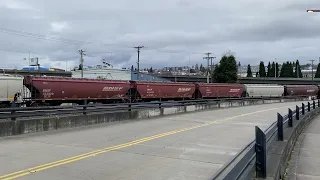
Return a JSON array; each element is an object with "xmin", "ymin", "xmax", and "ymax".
[{"xmin": 0, "ymin": 26, "xmax": 208, "ymax": 55}]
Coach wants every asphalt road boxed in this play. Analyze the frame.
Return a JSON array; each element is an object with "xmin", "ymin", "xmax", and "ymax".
[{"xmin": 0, "ymin": 100, "xmax": 310, "ymax": 180}]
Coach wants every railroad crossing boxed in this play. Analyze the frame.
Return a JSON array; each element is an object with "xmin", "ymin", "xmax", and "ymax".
[{"xmin": 0, "ymin": 100, "xmax": 310, "ymax": 180}]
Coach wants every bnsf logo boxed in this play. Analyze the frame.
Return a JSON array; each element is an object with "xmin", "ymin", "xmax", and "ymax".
[
  {"xmin": 230, "ymin": 89, "xmax": 241, "ymax": 92},
  {"xmin": 102, "ymin": 87, "xmax": 123, "ymax": 91},
  {"xmin": 178, "ymin": 88, "xmax": 192, "ymax": 92}
]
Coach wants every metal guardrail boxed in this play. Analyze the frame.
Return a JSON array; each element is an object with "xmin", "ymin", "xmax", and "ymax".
[
  {"xmin": 211, "ymin": 99, "xmax": 319, "ymax": 180},
  {"xmin": 0, "ymin": 96, "xmax": 306, "ymax": 121}
]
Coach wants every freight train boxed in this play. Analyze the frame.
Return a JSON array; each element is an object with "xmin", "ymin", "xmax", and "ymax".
[
  {"xmin": 0, "ymin": 75, "xmax": 319, "ymax": 107},
  {"xmin": 21, "ymin": 76, "xmax": 319, "ymax": 107}
]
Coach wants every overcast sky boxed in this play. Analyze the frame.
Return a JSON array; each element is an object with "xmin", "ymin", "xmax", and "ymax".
[{"xmin": 0, "ymin": 0, "xmax": 320, "ymax": 70}]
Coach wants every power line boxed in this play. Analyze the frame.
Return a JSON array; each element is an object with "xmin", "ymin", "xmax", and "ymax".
[{"xmin": 0, "ymin": 26, "xmax": 207, "ymax": 55}]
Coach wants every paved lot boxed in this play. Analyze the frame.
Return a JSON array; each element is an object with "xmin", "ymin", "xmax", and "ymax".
[
  {"xmin": 0, "ymin": 100, "xmax": 309, "ymax": 180},
  {"xmin": 286, "ymin": 112, "xmax": 320, "ymax": 180}
]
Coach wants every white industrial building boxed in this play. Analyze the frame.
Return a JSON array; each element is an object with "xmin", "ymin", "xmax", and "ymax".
[{"xmin": 72, "ymin": 68, "xmax": 131, "ymax": 80}]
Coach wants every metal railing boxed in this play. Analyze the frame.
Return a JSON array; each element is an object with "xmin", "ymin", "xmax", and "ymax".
[
  {"xmin": 0, "ymin": 96, "xmax": 306, "ymax": 121},
  {"xmin": 211, "ymin": 99, "xmax": 320, "ymax": 180}
]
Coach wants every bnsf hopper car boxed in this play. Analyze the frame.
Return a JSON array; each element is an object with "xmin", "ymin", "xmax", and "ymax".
[
  {"xmin": 23, "ymin": 76, "xmax": 133, "ymax": 106},
  {"xmin": 194, "ymin": 83, "xmax": 245, "ymax": 99},
  {"xmin": 244, "ymin": 84, "xmax": 284, "ymax": 97},
  {"xmin": 20, "ymin": 75, "xmax": 320, "ymax": 107},
  {"xmin": 284, "ymin": 85, "xmax": 319, "ymax": 98},
  {"xmin": 132, "ymin": 81, "xmax": 196, "ymax": 101}
]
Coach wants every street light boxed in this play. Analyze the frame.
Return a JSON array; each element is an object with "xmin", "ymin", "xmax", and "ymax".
[{"xmin": 307, "ymin": 10, "xmax": 320, "ymax": 12}]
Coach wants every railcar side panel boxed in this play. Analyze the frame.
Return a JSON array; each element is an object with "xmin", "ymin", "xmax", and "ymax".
[
  {"xmin": 135, "ymin": 82, "xmax": 196, "ymax": 99},
  {"xmin": 23, "ymin": 76, "xmax": 132, "ymax": 101},
  {"xmin": 284, "ymin": 85, "xmax": 319, "ymax": 97},
  {"xmin": 0, "ymin": 76, "xmax": 31, "ymax": 105},
  {"xmin": 196, "ymin": 83, "xmax": 245, "ymax": 98},
  {"xmin": 245, "ymin": 84, "xmax": 284, "ymax": 97}
]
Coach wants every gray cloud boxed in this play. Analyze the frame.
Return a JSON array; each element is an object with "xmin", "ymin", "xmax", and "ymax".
[{"xmin": 0, "ymin": 0, "xmax": 320, "ymax": 70}]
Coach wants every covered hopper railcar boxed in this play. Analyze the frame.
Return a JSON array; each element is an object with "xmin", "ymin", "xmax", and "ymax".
[
  {"xmin": 244, "ymin": 84, "xmax": 284, "ymax": 97},
  {"xmin": 194, "ymin": 83, "xmax": 245, "ymax": 99},
  {"xmin": 284, "ymin": 85, "xmax": 319, "ymax": 99},
  {"xmin": 20, "ymin": 75, "xmax": 320, "ymax": 107},
  {"xmin": 132, "ymin": 81, "xmax": 196, "ymax": 102},
  {"xmin": 23, "ymin": 76, "xmax": 133, "ymax": 106}
]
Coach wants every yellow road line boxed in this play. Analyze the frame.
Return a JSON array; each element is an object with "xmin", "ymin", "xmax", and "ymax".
[{"xmin": 0, "ymin": 106, "xmax": 291, "ymax": 180}]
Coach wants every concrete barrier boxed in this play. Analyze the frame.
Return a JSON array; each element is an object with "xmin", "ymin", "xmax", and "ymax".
[{"xmin": 0, "ymin": 98, "xmax": 308, "ymax": 137}]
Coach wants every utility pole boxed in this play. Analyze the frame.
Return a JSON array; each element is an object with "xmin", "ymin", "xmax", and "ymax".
[
  {"xmin": 134, "ymin": 46, "xmax": 145, "ymax": 80},
  {"xmin": 209, "ymin": 56, "xmax": 216, "ymax": 82},
  {"xmin": 274, "ymin": 58, "xmax": 277, "ymax": 78},
  {"xmin": 309, "ymin": 59, "xmax": 315, "ymax": 83},
  {"xmin": 203, "ymin": 52, "xmax": 215, "ymax": 83},
  {"xmin": 65, "ymin": 57, "xmax": 68, "ymax": 71},
  {"xmin": 78, "ymin": 49, "xmax": 86, "ymax": 78}
]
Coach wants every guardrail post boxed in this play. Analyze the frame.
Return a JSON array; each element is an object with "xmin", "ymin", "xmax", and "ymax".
[
  {"xmin": 128, "ymin": 104, "xmax": 131, "ymax": 112},
  {"xmin": 255, "ymin": 126, "xmax": 267, "ymax": 178},
  {"xmin": 11, "ymin": 102, "xmax": 16, "ymax": 121},
  {"xmin": 288, "ymin": 108, "xmax": 293, "ymax": 127},
  {"xmin": 83, "ymin": 100, "xmax": 87, "ymax": 115},
  {"xmin": 296, "ymin": 105, "xmax": 300, "ymax": 120},
  {"xmin": 302, "ymin": 103, "xmax": 305, "ymax": 115},
  {"xmin": 313, "ymin": 101, "xmax": 316, "ymax": 109},
  {"xmin": 308, "ymin": 102, "xmax": 311, "ymax": 112},
  {"xmin": 277, "ymin": 113, "xmax": 284, "ymax": 141},
  {"xmin": 159, "ymin": 103, "xmax": 162, "ymax": 109}
]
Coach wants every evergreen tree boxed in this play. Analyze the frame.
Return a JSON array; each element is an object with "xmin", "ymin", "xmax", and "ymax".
[
  {"xmin": 259, "ymin": 61, "xmax": 266, "ymax": 77},
  {"xmin": 289, "ymin": 62, "xmax": 294, "ymax": 77},
  {"xmin": 213, "ymin": 55, "xmax": 238, "ymax": 83},
  {"xmin": 238, "ymin": 61, "xmax": 241, "ymax": 67},
  {"xmin": 280, "ymin": 62, "xmax": 286, "ymax": 77},
  {"xmin": 247, "ymin": 64, "xmax": 253, "ymax": 77},
  {"xmin": 280, "ymin": 61, "xmax": 295, "ymax": 77},
  {"xmin": 270, "ymin": 62, "xmax": 276, "ymax": 77},
  {"xmin": 294, "ymin": 60, "xmax": 302, "ymax": 78},
  {"xmin": 276, "ymin": 62, "xmax": 279, "ymax": 77},
  {"xmin": 267, "ymin": 62, "xmax": 271, "ymax": 77},
  {"xmin": 256, "ymin": 72, "xmax": 259, "ymax": 77},
  {"xmin": 149, "ymin": 67, "xmax": 153, "ymax": 73},
  {"xmin": 315, "ymin": 63, "xmax": 320, "ymax": 78},
  {"xmin": 131, "ymin": 65, "xmax": 134, "ymax": 71}
]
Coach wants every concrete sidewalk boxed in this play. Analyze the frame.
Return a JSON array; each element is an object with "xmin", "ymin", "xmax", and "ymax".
[{"xmin": 286, "ymin": 115, "xmax": 320, "ymax": 180}]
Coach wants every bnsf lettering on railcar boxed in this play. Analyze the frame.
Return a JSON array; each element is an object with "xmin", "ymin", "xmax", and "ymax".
[
  {"xmin": 229, "ymin": 89, "xmax": 241, "ymax": 92},
  {"xmin": 307, "ymin": 89, "xmax": 315, "ymax": 92},
  {"xmin": 102, "ymin": 87, "xmax": 124, "ymax": 91},
  {"xmin": 177, "ymin": 88, "xmax": 192, "ymax": 92},
  {"xmin": 42, "ymin": 89, "xmax": 54, "ymax": 98}
]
